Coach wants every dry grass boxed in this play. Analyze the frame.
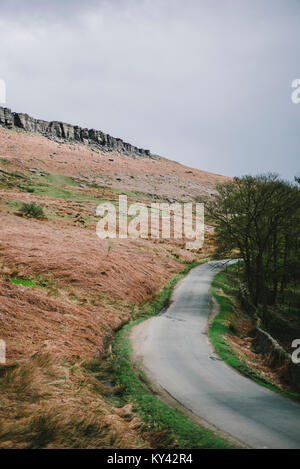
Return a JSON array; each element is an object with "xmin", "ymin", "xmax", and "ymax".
[
  {"xmin": 0, "ymin": 127, "xmax": 228, "ymax": 201},
  {"xmin": 0, "ymin": 126, "xmax": 219, "ymax": 448},
  {"xmin": 0, "ymin": 353, "xmax": 150, "ymax": 449}
]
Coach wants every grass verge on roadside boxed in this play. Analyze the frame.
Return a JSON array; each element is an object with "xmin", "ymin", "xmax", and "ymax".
[
  {"xmin": 209, "ymin": 265, "xmax": 300, "ymax": 402},
  {"xmin": 111, "ymin": 259, "xmax": 236, "ymax": 449}
]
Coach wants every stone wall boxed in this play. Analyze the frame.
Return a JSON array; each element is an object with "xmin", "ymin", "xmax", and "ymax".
[
  {"xmin": 238, "ymin": 288, "xmax": 300, "ymax": 393},
  {"xmin": 0, "ymin": 106, "xmax": 151, "ymax": 158},
  {"xmin": 253, "ymin": 327, "xmax": 300, "ymax": 392}
]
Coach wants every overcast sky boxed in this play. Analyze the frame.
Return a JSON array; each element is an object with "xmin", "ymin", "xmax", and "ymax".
[{"xmin": 0, "ymin": 0, "xmax": 299, "ymax": 179}]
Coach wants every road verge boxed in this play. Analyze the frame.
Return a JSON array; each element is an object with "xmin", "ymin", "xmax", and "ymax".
[
  {"xmin": 209, "ymin": 265, "xmax": 300, "ymax": 402},
  {"xmin": 111, "ymin": 259, "xmax": 236, "ymax": 449}
]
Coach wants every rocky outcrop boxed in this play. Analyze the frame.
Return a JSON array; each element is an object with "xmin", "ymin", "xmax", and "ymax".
[{"xmin": 0, "ymin": 106, "xmax": 151, "ymax": 158}]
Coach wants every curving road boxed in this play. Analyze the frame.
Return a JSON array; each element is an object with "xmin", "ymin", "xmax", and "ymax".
[{"xmin": 131, "ymin": 260, "xmax": 300, "ymax": 449}]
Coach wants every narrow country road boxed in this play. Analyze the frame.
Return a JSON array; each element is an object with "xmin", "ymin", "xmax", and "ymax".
[{"xmin": 131, "ymin": 260, "xmax": 300, "ymax": 449}]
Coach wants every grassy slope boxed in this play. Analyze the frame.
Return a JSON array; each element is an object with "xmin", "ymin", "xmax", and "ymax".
[
  {"xmin": 0, "ymin": 159, "xmax": 225, "ymax": 448},
  {"xmin": 209, "ymin": 265, "xmax": 300, "ymax": 402},
  {"xmin": 111, "ymin": 261, "xmax": 235, "ymax": 449}
]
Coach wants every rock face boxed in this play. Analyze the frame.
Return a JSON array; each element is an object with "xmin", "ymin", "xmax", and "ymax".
[{"xmin": 0, "ymin": 106, "xmax": 151, "ymax": 158}]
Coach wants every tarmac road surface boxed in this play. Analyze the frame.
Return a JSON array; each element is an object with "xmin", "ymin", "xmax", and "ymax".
[{"xmin": 131, "ymin": 260, "xmax": 300, "ymax": 449}]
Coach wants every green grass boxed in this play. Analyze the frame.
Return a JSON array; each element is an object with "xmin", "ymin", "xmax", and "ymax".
[
  {"xmin": 18, "ymin": 201, "xmax": 46, "ymax": 219},
  {"xmin": 1, "ymin": 168, "xmax": 155, "ymax": 208},
  {"xmin": 0, "ymin": 168, "xmax": 102, "ymax": 203},
  {"xmin": 22, "ymin": 184, "xmax": 100, "ymax": 203},
  {"xmin": 9, "ymin": 275, "xmax": 58, "ymax": 294},
  {"xmin": 0, "ymin": 157, "xmax": 10, "ymax": 166},
  {"xmin": 9, "ymin": 278, "xmax": 40, "ymax": 288},
  {"xmin": 111, "ymin": 259, "xmax": 235, "ymax": 449},
  {"xmin": 22, "ymin": 183, "xmax": 118, "ymax": 207},
  {"xmin": 0, "ymin": 167, "xmax": 148, "ymax": 225},
  {"xmin": 209, "ymin": 266, "xmax": 300, "ymax": 402},
  {"xmin": 40, "ymin": 173, "xmax": 80, "ymax": 187},
  {"xmin": 0, "ymin": 169, "xmax": 27, "ymax": 190}
]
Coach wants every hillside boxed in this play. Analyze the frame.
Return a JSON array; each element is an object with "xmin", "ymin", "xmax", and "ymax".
[{"xmin": 0, "ymin": 116, "xmax": 228, "ymax": 449}]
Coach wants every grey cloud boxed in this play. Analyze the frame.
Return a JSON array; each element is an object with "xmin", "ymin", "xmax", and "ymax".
[{"xmin": 0, "ymin": 0, "xmax": 299, "ymax": 179}]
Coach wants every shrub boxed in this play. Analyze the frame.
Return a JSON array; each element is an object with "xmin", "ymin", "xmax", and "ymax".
[{"xmin": 18, "ymin": 201, "xmax": 46, "ymax": 219}]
